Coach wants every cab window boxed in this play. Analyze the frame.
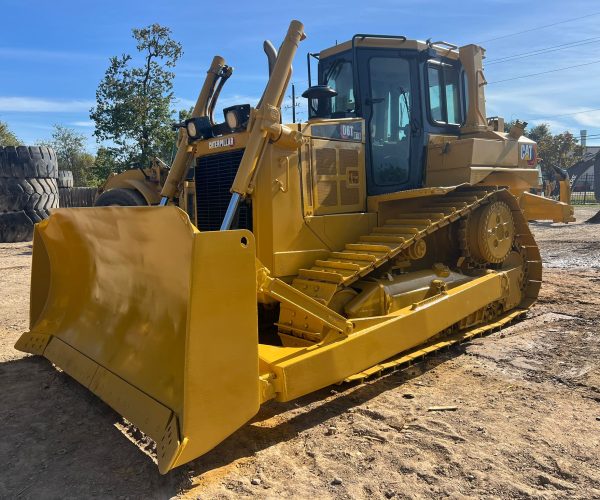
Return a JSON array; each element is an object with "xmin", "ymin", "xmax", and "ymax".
[
  {"xmin": 427, "ymin": 62, "xmax": 462, "ymax": 125},
  {"xmin": 321, "ymin": 58, "xmax": 355, "ymax": 117},
  {"xmin": 368, "ymin": 56, "xmax": 412, "ymax": 186}
]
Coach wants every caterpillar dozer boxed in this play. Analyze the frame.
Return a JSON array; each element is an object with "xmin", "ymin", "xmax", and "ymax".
[
  {"xmin": 16, "ymin": 20, "xmax": 572, "ymax": 473},
  {"xmin": 93, "ymin": 158, "xmax": 170, "ymax": 207}
]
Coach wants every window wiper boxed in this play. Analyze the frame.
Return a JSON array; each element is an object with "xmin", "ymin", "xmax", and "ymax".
[
  {"xmin": 323, "ymin": 59, "xmax": 349, "ymax": 85},
  {"xmin": 399, "ymin": 86, "xmax": 419, "ymax": 135}
]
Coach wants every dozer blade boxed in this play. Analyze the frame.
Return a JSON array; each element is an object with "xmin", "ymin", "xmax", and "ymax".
[{"xmin": 15, "ymin": 207, "xmax": 259, "ymax": 473}]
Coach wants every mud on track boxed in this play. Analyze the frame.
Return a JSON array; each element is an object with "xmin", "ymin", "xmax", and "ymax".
[{"xmin": 1, "ymin": 206, "xmax": 599, "ymax": 499}]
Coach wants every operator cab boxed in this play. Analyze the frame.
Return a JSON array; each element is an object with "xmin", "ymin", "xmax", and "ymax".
[{"xmin": 305, "ymin": 35, "xmax": 468, "ymax": 196}]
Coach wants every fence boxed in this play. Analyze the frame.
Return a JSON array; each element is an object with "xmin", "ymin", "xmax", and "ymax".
[{"xmin": 570, "ymin": 173, "xmax": 597, "ymax": 205}]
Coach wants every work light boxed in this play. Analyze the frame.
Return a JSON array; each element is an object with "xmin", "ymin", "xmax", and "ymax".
[{"xmin": 223, "ymin": 104, "xmax": 251, "ymax": 132}]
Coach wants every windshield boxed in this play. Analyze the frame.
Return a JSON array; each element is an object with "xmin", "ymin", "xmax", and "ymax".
[{"xmin": 320, "ymin": 57, "xmax": 355, "ymax": 116}]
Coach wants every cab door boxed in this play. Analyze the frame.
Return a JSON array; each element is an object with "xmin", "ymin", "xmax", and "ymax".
[{"xmin": 357, "ymin": 50, "xmax": 423, "ymax": 195}]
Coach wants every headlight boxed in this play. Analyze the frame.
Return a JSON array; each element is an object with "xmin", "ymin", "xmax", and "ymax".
[
  {"xmin": 183, "ymin": 116, "xmax": 213, "ymax": 141},
  {"xmin": 223, "ymin": 104, "xmax": 251, "ymax": 131},
  {"xmin": 186, "ymin": 120, "xmax": 197, "ymax": 138},
  {"xmin": 225, "ymin": 110, "xmax": 238, "ymax": 129}
]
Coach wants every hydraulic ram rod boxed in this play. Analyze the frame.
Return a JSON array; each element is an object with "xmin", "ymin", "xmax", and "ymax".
[
  {"xmin": 221, "ymin": 20, "xmax": 305, "ymax": 230},
  {"xmin": 160, "ymin": 56, "xmax": 227, "ymax": 202}
]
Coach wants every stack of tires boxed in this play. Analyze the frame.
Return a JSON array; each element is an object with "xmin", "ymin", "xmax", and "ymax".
[
  {"xmin": 58, "ymin": 172, "xmax": 97, "ymax": 208},
  {"xmin": 58, "ymin": 170, "xmax": 74, "ymax": 189},
  {"xmin": 0, "ymin": 146, "xmax": 59, "ymax": 242}
]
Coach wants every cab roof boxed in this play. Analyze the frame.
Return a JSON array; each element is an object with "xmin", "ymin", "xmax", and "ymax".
[{"xmin": 319, "ymin": 36, "xmax": 461, "ymax": 61}]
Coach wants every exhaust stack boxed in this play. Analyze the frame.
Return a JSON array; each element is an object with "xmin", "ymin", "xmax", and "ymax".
[{"xmin": 459, "ymin": 44, "xmax": 490, "ymax": 135}]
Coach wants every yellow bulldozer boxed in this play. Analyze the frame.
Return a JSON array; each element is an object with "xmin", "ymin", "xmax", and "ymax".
[
  {"xmin": 16, "ymin": 21, "xmax": 574, "ymax": 473},
  {"xmin": 94, "ymin": 158, "xmax": 198, "ymax": 220}
]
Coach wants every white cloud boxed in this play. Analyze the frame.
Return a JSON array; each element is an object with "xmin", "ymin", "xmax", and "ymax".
[
  {"xmin": 0, "ymin": 47, "xmax": 104, "ymax": 61},
  {"xmin": 571, "ymin": 111, "xmax": 600, "ymax": 127},
  {"xmin": 0, "ymin": 97, "xmax": 94, "ymax": 113},
  {"xmin": 70, "ymin": 120, "xmax": 95, "ymax": 127}
]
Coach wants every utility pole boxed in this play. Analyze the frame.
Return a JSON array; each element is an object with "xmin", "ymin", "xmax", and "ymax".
[{"xmin": 292, "ymin": 84, "xmax": 296, "ymax": 123}]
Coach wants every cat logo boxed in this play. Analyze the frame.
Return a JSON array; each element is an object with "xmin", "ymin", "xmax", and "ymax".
[
  {"xmin": 347, "ymin": 169, "xmax": 359, "ymax": 186},
  {"xmin": 208, "ymin": 136, "xmax": 235, "ymax": 149},
  {"xmin": 520, "ymin": 143, "xmax": 537, "ymax": 166}
]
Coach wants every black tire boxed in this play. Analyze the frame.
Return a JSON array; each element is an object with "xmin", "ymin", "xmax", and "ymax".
[
  {"xmin": 586, "ymin": 210, "xmax": 600, "ymax": 224},
  {"xmin": 76, "ymin": 187, "xmax": 93, "ymax": 207},
  {"xmin": 34, "ymin": 208, "xmax": 50, "ymax": 219},
  {"xmin": 84, "ymin": 188, "xmax": 98, "ymax": 207},
  {"xmin": 0, "ymin": 177, "xmax": 59, "ymax": 212},
  {"xmin": 26, "ymin": 210, "xmax": 43, "ymax": 223},
  {"xmin": 94, "ymin": 188, "xmax": 148, "ymax": 207},
  {"xmin": 57, "ymin": 170, "xmax": 74, "ymax": 188},
  {"xmin": 0, "ymin": 146, "xmax": 58, "ymax": 179},
  {"xmin": 58, "ymin": 187, "xmax": 71, "ymax": 208},
  {"xmin": 0, "ymin": 211, "xmax": 34, "ymax": 242},
  {"xmin": 59, "ymin": 186, "xmax": 99, "ymax": 208}
]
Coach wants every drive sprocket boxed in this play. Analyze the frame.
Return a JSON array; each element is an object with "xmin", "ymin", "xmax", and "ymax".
[{"xmin": 465, "ymin": 200, "xmax": 515, "ymax": 265}]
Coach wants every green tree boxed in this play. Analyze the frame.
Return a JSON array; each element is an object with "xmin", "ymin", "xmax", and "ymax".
[
  {"xmin": 177, "ymin": 106, "xmax": 194, "ymax": 122},
  {"xmin": 0, "ymin": 121, "xmax": 20, "ymax": 146},
  {"xmin": 90, "ymin": 24, "xmax": 182, "ymax": 171},
  {"xmin": 39, "ymin": 125, "xmax": 97, "ymax": 186},
  {"xmin": 92, "ymin": 146, "xmax": 120, "ymax": 185}
]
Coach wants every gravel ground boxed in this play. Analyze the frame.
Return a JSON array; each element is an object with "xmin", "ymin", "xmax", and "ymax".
[{"xmin": 0, "ymin": 206, "xmax": 599, "ymax": 499}]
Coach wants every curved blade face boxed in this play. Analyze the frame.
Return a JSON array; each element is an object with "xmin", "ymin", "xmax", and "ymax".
[{"xmin": 16, "ymin": 206, "xmax": 259, "ymax": 473}]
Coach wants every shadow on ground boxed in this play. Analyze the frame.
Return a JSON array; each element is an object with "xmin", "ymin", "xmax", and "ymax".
[
  {"xmin": 0, "ymin": 343, "xmax": 464, "ymax": 497},
  {"xmin": 0, "ymin": 336, "xmax": 463, "ymax": 498},
  {"xmin": 0, "ymin": 356, "xmax": 184, "ymax": 498}
]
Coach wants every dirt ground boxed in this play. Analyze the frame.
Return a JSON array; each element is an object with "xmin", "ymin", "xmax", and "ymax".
[{"xmin": 1, "ymin": 206, "xmax": 599, "ymax": 499}]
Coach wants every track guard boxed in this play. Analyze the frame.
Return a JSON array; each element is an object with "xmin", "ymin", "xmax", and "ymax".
[{"xmin": 15, "ymin": 207, "xmax": 260, "ymax": 473}]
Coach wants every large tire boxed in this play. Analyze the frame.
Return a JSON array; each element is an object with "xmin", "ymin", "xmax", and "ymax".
[
  {"xmin": 0, "ymin": 146, "xmax": 58, "ymax": 179},
  {"xmin": 94, "ymin": 188, "xmax": 148, "ymax": 207},
  {"xmin": 586, "ymin": 210, "xmax": 600, "ymax": 224},
  {"xmin": 58, "ymin": 187, "xmax": 71, "ymax": 208},
  {"xmin": 0, "ymin": 146, "xmax": 59, "ymax": 242},
  {"xmin": 59, "ymin": 186, "xmax": 99, "ymax": 208},
  {"xmin": 0, "ymin": 211, "xmax": 34, "ymax": 242},
  {"xmin": 0, "ymin": 177, "xmax": 59, "ymax": 212},
  {"xmin": 73, "ymin": 187, "xmax": 97, "ymax": 207},
  {"xmin": 57, "ymin": 170, "xmax": 74, "ymax": 188}
]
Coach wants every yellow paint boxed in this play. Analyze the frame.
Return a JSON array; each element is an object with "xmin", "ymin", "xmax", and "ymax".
[
  {"xmin": 15, "ymin": 20, "xmax": 558, "ymax": 475},
  {"xmin": 520, "ymin": 191, "xmax": 575, "ymax": 223},
  {"xmin": 16, "ymin": 207, "xmax": 259, "ymax": 473}
]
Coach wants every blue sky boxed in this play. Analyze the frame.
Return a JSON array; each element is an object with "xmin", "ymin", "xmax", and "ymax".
[{"xmin": 1, "ymin": 0, "xmax": 599, "ymax": 149}]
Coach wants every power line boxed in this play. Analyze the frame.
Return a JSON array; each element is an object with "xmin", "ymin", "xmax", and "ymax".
[
  {"xmin": 479, "ymin": 12, "xmax": 600, "ymax": 44},
  {"xmin": 527, "ymin": 107, "xmax": 600, "ymax": 120},
  {"xmin": 487, "ymin": 59, "xmax": 600, "ymax": 84},
  {"xmin": 486, "ymin": 37, "xmax": 600, "ymax": 65}
]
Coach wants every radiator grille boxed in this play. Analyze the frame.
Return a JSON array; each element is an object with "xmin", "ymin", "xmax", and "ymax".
[
  {"xmin": 339, "ymin": 148, "xmax": 358, "ymax": 174},
  {"xmin": 318, "ymin": 180, "xmax": 338, "ymax": 206},
  {"xmin": 315, "ymin": 148, "xmax": 337, "ymax": 175},
  {"xmin": 195, "ymin": 149, "xmax": 252, "ymax": 231}
]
